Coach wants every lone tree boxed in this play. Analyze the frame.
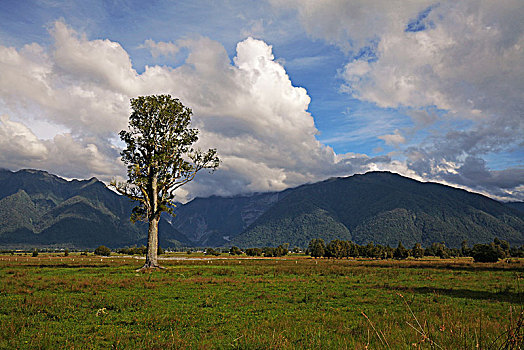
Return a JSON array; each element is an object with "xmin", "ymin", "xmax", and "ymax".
[{"xmin": 112, "ymin": 95, "xmax": 219, "ymax": 270}]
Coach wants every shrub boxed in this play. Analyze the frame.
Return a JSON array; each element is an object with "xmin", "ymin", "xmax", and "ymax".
[
  {"xmin": 472, "ymin": 243, "xmax": 504, "ymax": 263},
  {"xmin": 275, "ymin": 244, "xmax": 289, "ymax": 257},
  {"xmin": 205, "ymin": 248, "xmax": 221, "ymax": 256},
  {"xmin": 31, "ymin": 249, "xmax": 38, "ymax": 257},
  {"xmin": 461, "ymin": 240, "xmax": 471, "ymax": 256},
  {"xmin": 411, "ymin": 243, "xmax": 424, "ymax": 259},
  {"xmin": 117, "ymin": 245, "xmax": 147, "ymax": 255},
  {"xmin": 64, "ymin": 249, "xmax": 69, "ymax": 257},
  {"xmin": 393, "ymin": 242, "xmax": 409, "ymax": 259},
  {"xmin": 229, "ymin": 246, "xmax": 243, "ymax": 255},
  {"xmin": 245, "ymin": 248, "xmax": 263, "ymax": 256},
  {"xmin": 262, "ymin": 245, "xmax": 288, "ymax": 257},
  {"xmin": 308, "ymin": 239, "xmax": 326, "ymax": 258},
  {"xmin": 94, "ymin": 245, "xmax": 111, "ymax": 256}
]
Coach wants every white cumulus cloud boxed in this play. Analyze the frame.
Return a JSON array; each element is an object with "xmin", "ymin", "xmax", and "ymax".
[{"xmin": 0, "ymin": 21, "xmax": 393, "ymax": 201}]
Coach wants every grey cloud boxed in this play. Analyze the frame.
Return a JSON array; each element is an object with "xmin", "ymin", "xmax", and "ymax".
[
  {"xmin": 0, "ymin": 115, "xmax": 124, "ymax": 182},
  {"xmin": 436, "ymin": 157, "xmax": 524, "ymax": 201},
  {"xmin": 269, "ymin": 0, "xmax": 431, "ymax": 51},
  {"xmin": 274, "ymin": 0, "xmax": 524, "ymax": 200}
]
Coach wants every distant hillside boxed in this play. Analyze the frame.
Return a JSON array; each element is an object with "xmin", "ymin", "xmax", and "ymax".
[
  {"xmin": 0, "ymin": 169, "xmax": 189, "ymax": 249},
  {"xmin": 506, "ymin": 202, "xmax": 524, "ymax": 213},
  {"xmin": 169, "ymin": 191, "xmax": 289, "ymax": 246},
  {"xmin": 0, "ymin": 169, "xmax": 522, "ymax": 249},
  {"xmin": 230, "ymin": 172, "xmax": 524, "ymax": 248}
]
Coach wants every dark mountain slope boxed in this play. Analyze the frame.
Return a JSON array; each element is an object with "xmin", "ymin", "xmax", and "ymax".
[
  {"xmin": 0, "ymin": 190, "xmax": 38, "ymax": 234},
  {"xmin": 170, "ymin": 191, "xmax": 288, "ymax": 246},
  {"xmin": 0, "ymin": 169, "xmax": 189, "ymax": 248},
  {"xmin": 506, "ymin": 202, "xmax": 524, "ymax": 213},
  {"xmin": 1, "ymin": 169, "xmax": 522, "ymax": 249},
  {"xmin": 231, "ymin": 172, "xmax": 524, "ymax": 248}
]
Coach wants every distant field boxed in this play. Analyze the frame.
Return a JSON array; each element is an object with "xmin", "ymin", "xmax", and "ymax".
[{"xmin": 0, "ymin": 254, "xmax": 522, "ymax": 349}]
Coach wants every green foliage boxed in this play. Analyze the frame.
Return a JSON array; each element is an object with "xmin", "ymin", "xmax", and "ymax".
[
  {"xmin": 411, "ymin": 243, "xmax": 424, "ymax": 258},
  {"xmin": 509, "ymin": 245, "xmax": 524, "ymax": 258},
  {"xmin": 472, "ymin": 243, "xmax": 505, "ymax": 262},
  {"xmin": 229, "ymin": 246, "xmax": 242, "ymax": 255},
  {"xmin": 31, "ymin": 248, "xmax": 38, "ymax": 257},
  {"xmin": 94, "ymin": 245, "xmax": 111, "ymax": 256},
  {"xmin": 494, "ymin": 237, "xmax": 510, "ymax": 256},
  {"xmin": 422, "ymin": 243, "xmax": 441, "ymax": 258},
  {"xmin": 245, "ymin": 248, "xmax": 263, "ymax": 256},
  {"xmin": 361, "ymin": 242, "xmax": 384, "ymax": 259},
  {"xmin": 0, "ymin": 189, "xmax": 38, "ymax": 234},
  {"xmin": 424, "ymin": 242, "xmax": 452, "ymax": 259},
  {"xmin": 205, "ymin": 248, "xmax": 221, "ymax": 256},
  {"xmin": 262, "ymin": 245, "xmax": 288, "ymax": 257},
  {"xmin": 393, "ymin": 241, "xmax": 409, "ymax": 259},
  {"xmin": 112, "ymin": 95, "xmax": 219, "ymax": 223},
  {"xmin": 325, "ymin": 239, "xmax": 341, "ymax": 258},
  {"xmin": 231, "ymin": 202, "xmax": 352, "ymax": 249},
  {"xmin": 306, "ymin": 237, "xmax": 522, "ymax": 260},
  {"xmin": 461, "ymin": 240, "xmax": 471, "ymax": 256},
  {"xmin": 308, "ymin": 238, "xmax": 325, "ymax": 258},
  {"xmin": 64, "ymin": 249, "xmax": 69, "ymax": 257},
  {"xmin": 117, "ymin": 245, "xmax": 147, "ymax": 255}
]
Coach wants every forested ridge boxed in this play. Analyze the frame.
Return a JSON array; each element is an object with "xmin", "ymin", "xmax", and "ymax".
[{"xmin": 0, "ymin": 169, "xmax": 522, "ymax": 249}]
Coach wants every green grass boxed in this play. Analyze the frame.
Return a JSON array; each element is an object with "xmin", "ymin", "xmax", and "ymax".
[{"xmin": 0, "ymin": 254, "xmax": 522, "ymax": 349}]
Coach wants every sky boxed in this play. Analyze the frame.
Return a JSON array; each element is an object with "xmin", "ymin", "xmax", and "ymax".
[{"xmin": 0, "ymin": 0, "xmax": 523, "ymax": 202}]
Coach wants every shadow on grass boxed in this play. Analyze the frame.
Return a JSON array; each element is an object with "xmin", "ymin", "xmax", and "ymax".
[
  {"xmin": 353, "ymin": 261, "xmax": 524, "ymax": 273},
  {"xmin": 396, "ymin": 286, "xmax": 523, "ymax": 305},
  {"xmin": 36, "ymin": 264, "xmax": 112, "ymax": 268}
]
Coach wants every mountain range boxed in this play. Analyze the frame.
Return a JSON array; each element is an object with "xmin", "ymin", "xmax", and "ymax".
[
  {"xmin": 0, "ymin": 169, "xmax": 522, "ymax": 249},
  {"xmin": 0, "ymin": 169, "xmax": 188, "ymax": 249}
]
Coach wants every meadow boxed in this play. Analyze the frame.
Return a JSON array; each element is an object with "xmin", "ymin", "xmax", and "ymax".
[{"xmin": 0, "ymin": 253, "xmax": 522, "ymax": 349}]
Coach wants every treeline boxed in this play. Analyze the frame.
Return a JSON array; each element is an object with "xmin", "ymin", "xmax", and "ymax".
[
  {"xmin": 88, "ymin": 245, "xmax": 166, "ymax": 257},
  {"xmin": 211, "ymin": 238, "xmax": 521, "ymax": 263},
  {"xmin": 306, "ymin": 238, "xmax": 521, "ymax": 262},
  {"xmin": 116, "ymin": 245, "xmax": 165, "ymax": 256},
  {"xmin": 205, "ymin": 245, "xmax": 291, "ymax": 257},
  {"xmin": 244, "ymin": 245, "xmax": 290, "ymax": 257}
]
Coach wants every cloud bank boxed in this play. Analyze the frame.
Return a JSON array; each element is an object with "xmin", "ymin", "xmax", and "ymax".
[
  {"xmin": 271, "ymin": 0, "xmax": 524, "ymax": 200},
  {"xmin": 1, "ymin": 1, "xmax": 522, "ymax": 202},
  {"xmin": 0, "ymin": 21, "xmax": 391, "ymax": 201}
]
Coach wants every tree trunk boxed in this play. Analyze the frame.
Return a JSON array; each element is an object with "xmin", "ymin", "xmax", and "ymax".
[
  {"xmin": 142, "ymin": 216, "xmax": 160, "ymax": 269},
  {"xmin": 140, "ymin": 174, "xmax": 163, "ymax": 270}
]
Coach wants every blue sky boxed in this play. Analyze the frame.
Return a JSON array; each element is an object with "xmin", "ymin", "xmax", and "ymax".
[{"xmin": 0, "ymin": 0, "xmax": 522, "ymax": 201}]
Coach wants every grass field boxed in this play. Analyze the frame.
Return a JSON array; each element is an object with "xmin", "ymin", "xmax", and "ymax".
[{"xmin": 0, "ymin": 254, "xmax": 522, "ymax": 349}]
